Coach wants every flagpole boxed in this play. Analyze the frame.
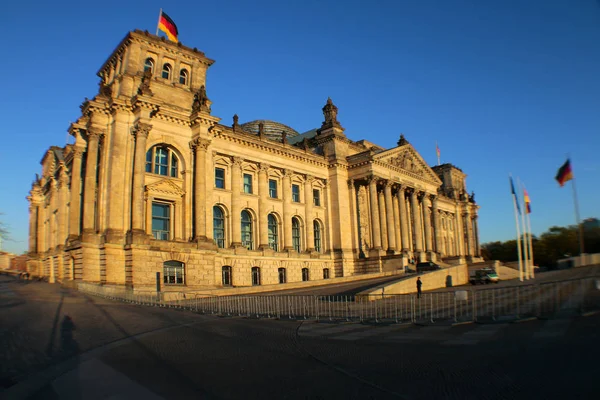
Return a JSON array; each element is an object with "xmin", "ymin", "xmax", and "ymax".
[
  {"xmin": 436, "ymin": 141, "xmax": 440, "ymax": 166},
  {"xmin": 156, "ymin": 8, "xmax": 162, "ymax": 36},
  {"xmin": 571, "ymin": 173, "xmax": 585, "ymax": 265},
  {"xmin": 510, "ymin": 175, "xmax": 524, "ymax": 281},
  {"xmin": 526, "ymin": 210, "xmax": 534, "ymax": 278},
  {"xmin": 518, "ymin": 178, "xmax": 529, "ymax": 280}
]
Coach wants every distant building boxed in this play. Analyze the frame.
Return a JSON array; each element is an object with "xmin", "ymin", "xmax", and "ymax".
[
  {"xmin": 0, "ymin": 251, "xmax": 15, "ymax": 270},
  {"xmin": 27, "ymin": 30, "xmax": 481, "ymax": 291}
]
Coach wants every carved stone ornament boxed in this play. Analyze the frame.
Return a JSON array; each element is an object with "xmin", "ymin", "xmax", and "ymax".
[
  {"xmin": 232, "ymin": 156, "xmax": 244, "ymax": 168},
  {"xmin": 347, "ymin": 178, "xmax": 355, "ymax": 189},
  {"xmin": 357, "ymin": 185, "xmax": 370, "ymax": 250},
  {"xmin": 133, "ymin": 122, "xmax": 152, "ymax": 138},
  {"xmin": 86, "ymin": 127, "xmax": 103, "ymax": 139},
  {"xmin": 388, "ymin": 151, "xmax": 424, "ymax": 175},
  {"xmin": 190, "ymin": 137, "xmax": 211, "ymax": 151},
  {"xmin": 258, "ymin": 122, "xmax": 265, "ymax": 138},
  {"xmin": 99, "ymin": 80, "xmax": 112, "ymax": 98},
  {"xmin": 281, "ymin": 131, "xmax": 288, "ymax": 145},
  {"xmin": 137, "ymin": 69, "xmax": 153, "ymax": 96},
  {"xmin": 258, "ymin": 162, "xmax": 270, "ymax": 173},
  {"xmin": 232, "ymin": 114, "xmax": 240, "ymax": 131},
  {"xmin": 397, "ymin": 133, "xmax": 409, "ymax": 146},
  {"xmin": 192, "ymin": 85, "xmax": 211, "ymax": 114},
  {"xmin": 320, "ymin": 97, "xmax": 342, "ymax": 130}
]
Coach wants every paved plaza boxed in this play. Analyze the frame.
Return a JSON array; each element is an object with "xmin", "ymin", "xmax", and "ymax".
[{"xmin": 1, "ymin": 274, "xmax": 599, "ymax": 399}]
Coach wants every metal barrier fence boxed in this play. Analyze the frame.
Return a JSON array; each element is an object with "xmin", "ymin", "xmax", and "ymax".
[{"xmin": 77, "ymin": 277, "xmax": 600, "ymax": 324}]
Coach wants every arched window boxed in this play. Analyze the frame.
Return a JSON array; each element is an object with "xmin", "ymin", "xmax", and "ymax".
[
  {"xmin": 163, "ymin": 260, "xmax": 184, "ymax": 285},
  {"xmin": 292, "ymin": 217, "xmax": 301, "ymax": 252},
  {"xmin": 144, "ymin": 57, "xmax": 154, "ymax": 73},
  {"xmin": 323, "ymin": 268, "xmax": 330, "ymax": 279},
  {"xmin": 213, "ymin": 206, "xmax": 225, "ymax": 248},
  {"xmin": 251, "ymin": 267, "xmax": 261, "ymax": 286},
  {"xmin": 222, "ymin": 266, "xmax": 232, "ymax": 286},
  {"xmin": 313, "ymin": 220, "xmax": 322, "ymax": 253},
  {"xmin": 162, "ymin": 63, "xmax": 172, "ymax": 80},
  {"xmin": 145, "ymin": 145, "xmax": 179, "ymax": 177},
  {"xmin": 241, "ymin": 210, "xmax": 253, "ymax": 250},
  {"xmin": 278, "ymin": 268, "xmax": 286, "ymax": 284},
  {"xmin": 268, "ymin": 213, "xmax": 278, "ymax": 251},
  {"xmin": 179, "ymin": 69, "xmax": 188, "ymax": 85},
  {"xmin": 302, "ymin": 268, "xmax": 310, "ymax": 282}
]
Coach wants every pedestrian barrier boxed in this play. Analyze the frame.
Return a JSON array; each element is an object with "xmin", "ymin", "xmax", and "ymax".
[{"xmin": 76, "ymin": 276, "xmax": 600, "ymax": 324}]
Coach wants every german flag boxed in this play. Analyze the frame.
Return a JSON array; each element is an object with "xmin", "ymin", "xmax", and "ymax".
[
  {"xmin": 555, "ymin": 159, "xmax": 573, "ymax": 187},
  {"xmin": 158, "ymin": 11, "xmax": 178, "ymax": 43},
  {"xmin": 523, "ymin": 188, "xmax": 531, "ymax": 214}
]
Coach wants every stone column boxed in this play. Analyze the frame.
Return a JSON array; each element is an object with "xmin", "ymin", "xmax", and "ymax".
[
  {"xmin": 304, "ymin": 175, "xmax": 315, "ymax": 252},
  {"xmin": 368, "ymin": 176, "xmax": 382, "ymax": 250},
  {"xmin": 384, "ymin": 181, "xmax": 396, "ymax": 253},
  {"xmin": 28, "ymin": 204, "xmax": 39, "ymax": 253},
  {"xmin": 410, "ymin": 190, "xmax": 423, "ymax": 255},
  {"xmin": 423, "ymin": 194, "xmax": 433, "ymax": 253},
  {"xmin": 473, "ymin": 215, "xmax": 480, "ymax": 256},
  {"xmin": 82, "ymin": 129, "xmax": 102, "ymax": 234},
  {"xmin": 68, "ymin": 147, "xmax": 84, "ymax": 239},
  {"xmin": 282, "ymin": 169, "xmax": 293, "ymax": 251},
  {"xmin": 131, "ymin": 122, "xmax": 151, "ymax": 234},
  {"xmin": 57, "ymin": 169, "xmax": 69, "ymax": 246},
  {"xmin": 37, "ymin": 205, "xmax": 45, "ymax": 253},
  {"xmin": 431, "ymin": 196, "xmax": 441, "ymax": 255},
  {"xmin": 230, "ymin": 157, "xmax": 243, "ymax": 247},
  {"xmin": 398, "ymin": 186, "xmax": 409, "ymax": 252},
  {"xmin": 191, "ymin": 137, "xmax": 211, "ymax": 241},
  {"xmin": 48, "ymin": 179, "xmax": 57, "ymax": 249},
  {"xmin": 455, "ymin": 207, "xmax": 465, "ymax": 256},
  {"xmin": 392, "ymin": 189, "xmax": 401, "ymax": 254},
  {"xmin": 348, "ymin": 179, "xmax": 359, "ymax": 251},
  {"xmin": 464, "ymin": 209, "xmax": 473, "ymax": 256},
  {"xmin": 258, "ymin": 163, "xmax": 270, "ymax": 250},
  {"xmin": 378, "ymin": 190, "xmax": 388, "ymax": 251}
]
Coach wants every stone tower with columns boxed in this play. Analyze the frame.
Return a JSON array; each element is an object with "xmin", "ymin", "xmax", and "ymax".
[{"xmin": 27, "ymin": 30, "xmax": 481, "ymax": 291}]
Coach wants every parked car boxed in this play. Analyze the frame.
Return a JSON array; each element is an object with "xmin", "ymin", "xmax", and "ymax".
[
  {"xmin": 416, "ymin": 261, "xmax": 441, "ymax": 273},
  {"xmin": 469, "ymin": 268, "xmax": 499, "ymax": 285}
]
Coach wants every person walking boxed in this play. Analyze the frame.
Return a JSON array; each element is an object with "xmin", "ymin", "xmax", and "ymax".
[{"xmin": 416, "ymin": 277, "xmax": 422, "ymax": 299}]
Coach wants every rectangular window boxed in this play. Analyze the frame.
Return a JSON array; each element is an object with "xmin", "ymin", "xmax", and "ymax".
[
  {"xmin": 243, "ymin": 173, "xmax": 253, "ymax": 194},
  {"xmin": 163, "ymin": 261, "xmax": 184, "ymax": 285},
  {"xmin": 215, "ymin": 168, "xmax": 225, "ymax": 189},
  {"xmin": 278, "ymin": 268, "xmax": 286, "ymax": 284},
  {"xmin": 313, "ymin": 189, "xmax": 321, "ymax": 206},
  {"xmin": 152, "ymin": 203, "xmax": 170, "ymax": 240},
  {"xmin": 269, "ymin": 179, "xmax": 278, "ymax": 198},
  {"xmin": 292, "ymin": 184, "xmax": 300, "ymax": 202}
]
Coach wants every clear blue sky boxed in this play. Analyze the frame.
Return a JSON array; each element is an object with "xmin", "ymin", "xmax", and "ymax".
[{"xmin": 1, "ymin": 0, "xmax": 599, "ymax": 254}]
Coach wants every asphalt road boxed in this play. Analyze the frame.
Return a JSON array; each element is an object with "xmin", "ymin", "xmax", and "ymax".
[{"xmin": 1, "ymin": 276, "xmax": 599, "ymax": 400}]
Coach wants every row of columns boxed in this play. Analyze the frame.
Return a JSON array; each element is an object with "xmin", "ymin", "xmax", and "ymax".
[{"xmin": 349, "ymin": 176, "xmax": 481, "ymax": 259}]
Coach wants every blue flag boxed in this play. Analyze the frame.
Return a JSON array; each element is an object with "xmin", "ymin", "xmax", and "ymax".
[{"xmin": 509, "ymin": 176, "xmax": 521, "ymax": 215}]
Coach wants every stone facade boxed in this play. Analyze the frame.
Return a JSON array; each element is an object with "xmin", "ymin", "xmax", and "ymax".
[{"xmin": 26, "ymin": 30, "xmax": 481, "ymax": 292}]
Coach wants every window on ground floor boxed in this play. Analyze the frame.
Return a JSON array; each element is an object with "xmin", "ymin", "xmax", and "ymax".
[
  {"xmin": 152, "ymin": 202, "xmax": 171, "ymax": 240},
  {"xmin": 323, "ymin": 268, "xmax": 330, "ymax": 279},
  {"xmin": 251, "ymin": 267, "xmax": 261, "ymax": 286},
  {"xmin": 278, "ymin": 267, "xmax": 286, "ymax": 284},
  {"xmin": 164, "ymin": 261, "xmax": 184, "ymax": 285},
  {"xmin": 222, "ymin": 266, "xmax": 232, "ymax": 286},
  {"xmin": 302, "ymin": 267, "xmax": 309, "ymax": 282}
]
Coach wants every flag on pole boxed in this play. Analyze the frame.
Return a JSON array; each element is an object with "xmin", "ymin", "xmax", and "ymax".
[
  {"xmin": 436, "ymin": 142, "xmax": 440, "ymax": 159},
  {"xmin": 158, "ymin": 11, "xmax": 179, "ymax": 42},
  {"xmin": 523, "ymin": 188, "xmax": 531, "ymax": 214},
  {"xmin": 555, "ymin": 159, "xmax": 573, "ymax": 187},
  {"xmin": 510, "ymin": 176, "xmax": 521, "ymax": 215}
]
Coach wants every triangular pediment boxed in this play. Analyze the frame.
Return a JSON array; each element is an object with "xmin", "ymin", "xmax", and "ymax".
[
  {"xmin": 145, "ymin": 178, "xmax": 185, "ymax": 197},
  {"xmin": 374, "ymin": 145, "xmax": 442, "ymax": 185}
]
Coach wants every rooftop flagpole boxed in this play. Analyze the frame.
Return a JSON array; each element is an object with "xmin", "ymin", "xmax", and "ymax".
[
  {"xmin": 569, "ymin": 159, "xmax": 585, "ymax": 265},
  {"xmin": 518, "ymin": 177, "xmax": 529, "ymax": 280},
  {"xmin": 156, "ymin": 8, "xmax": 162, "ymax": 36}
]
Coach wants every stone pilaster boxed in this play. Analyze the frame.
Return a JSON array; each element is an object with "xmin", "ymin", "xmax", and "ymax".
[
  {"xmin": 473, "ymin": 214, "xmax": 480, "ymax": 256},
  {"xmin": 82, "ymin": 128, "xmax": 102, "ymax": 235},
  {"xmin": 258, "ymin": 163, "xmax": 270, "ymax": 250},
  {"xmin": 384, "ymin": 181, "xmax": 396, "ymax": 253},
  {"xmin": 348, "ymin": 179, "xmax": 359, "ymax": 252},
  {"xmin": 28, "ymin": 204, "xmax": 38, "ymax": 253},
  {"xmin": 464, "ymin": 208, "xmax": 473, "ymax": 256},
  {"xmin": 57, "ymin": 167, "xmax": 69, "ymax": 247},
  {"xmin": 130, "ymin": 122, "xmax": 151, "ymax": 237},
  {"xmin": 304, "ymin": 175, "xmax": 315, "ymax": 252},
  {"xmin": 368, "ymin": 176, "xmax": 382, "ymax": 250},
  {"xmin": 282, "ymin": 169, "xmax": 294, "ymax": 251},
  {"xmin": 191, "ymin": 137, "xmax": 211, "ymax": 241},
  {"xmin": 378, "ymin": 189, "xmax": 388, "ymax": 251},
  {"xmin": 230, "ymin": 157, "xmax": 243, "ymax": 247},
  {"xmin": 68, "ymin": 146, "xmax": 84, "ymax": 240},
  {"xmin": 422, "ymin": 194, "xmax": 434, "ymax": 260},
  {"xmin": 392, "ymin": 189, "xmax": 402, "ymax": 254}
]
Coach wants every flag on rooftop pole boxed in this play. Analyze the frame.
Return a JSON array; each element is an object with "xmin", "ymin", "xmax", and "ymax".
[
  {"xmin": 157, "ymin": 10, "xmax": 179, "ymax": 43},
  {"xmin": 436, "ymin": 141, "xmax": 441, "ymax": 166},
  {"xmin": 509, "ymin": 175, "xmax": 524, "ymax": 281},
  {"xmin": 555, "ymin": 159, "xmax": 573, "ymax": 187}
]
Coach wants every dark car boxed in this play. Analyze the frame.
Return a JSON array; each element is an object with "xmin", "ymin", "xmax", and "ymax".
[{"xmin": 416, "ymin": 261, "xmax": 441, "ymax": 273}]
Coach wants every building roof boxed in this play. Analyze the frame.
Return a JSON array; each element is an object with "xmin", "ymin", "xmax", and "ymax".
[{"xmin": 240, "ymin": 120, "xmax": 300, "ymax": 142}]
